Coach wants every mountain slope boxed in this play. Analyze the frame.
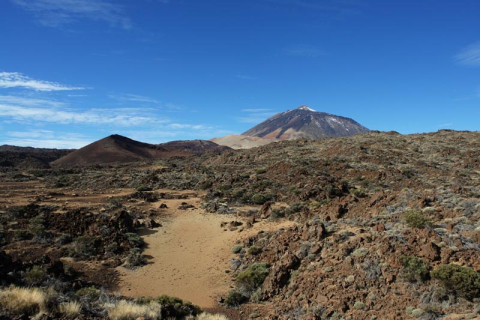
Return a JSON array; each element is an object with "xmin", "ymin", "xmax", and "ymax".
[
  {"xmin": 0, "ymin": 145, "xmax": 74, "ymax": 169},
  {"xmin": 210, "ymin": 135, "xmax": 275, "ymax": 150},
  {"xmin": 51, "ymin": 135, "xmax": 230, "ymax": 167},
  {"xmin": 242, "ymin": 105, "xmax": 369, "ymax": 140}
]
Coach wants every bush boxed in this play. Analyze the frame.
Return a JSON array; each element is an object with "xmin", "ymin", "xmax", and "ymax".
[
  {"xmin": 28, "ymin": 215, "xmax": 46, "ymax": 238},
  {"xmin": 431, "ymin": 264, "xmax": 480, "ymax": 300},
  {"xmin": 25, "ymin": 266, "xmax": 47, "ymax": 285},
  {"xmin": 247, "ymin": 245, "xmax": 262, "ymax": 255},
  {"xmin": 124, "ymin": 248, "xmax": 146, "ymax": 269},
  {"xmin": 125, "ymin": 233, "xmax": 144, "ymax": 248},
  {"xmin": 224, "ymin": 290, "xmax": 246, "ymax": 308},
  {"xmin": 76, "ymin": 286, "xmax": 100, "ymax": 300},
  {"xmin": 231, "ymin": 245, "xmax": 243, "ymax": 254},
  {"xmin": 251, "ymin": 194, "xmax": 268, "ymax": 205},
  {"xmin": 236, "ymin": 262, "xmax": 269, "ymax": 295},
  {"xmin": 404, "ymin": 210, "xmax": 430, "ymax": 229},
  {"xmin": 70, "ymin": 236, "xmax": 96, "ymax": 257},
  {"xmin": 136, "ymin": 185, "xmax": 152, "ymax": 192},
  {"xmin": 399, "ymin": 256, "xmax": 430, "ymax": 282},
  {"xmin": 137, "ymin": 295, "xmax": 201, "ymax": 318}
]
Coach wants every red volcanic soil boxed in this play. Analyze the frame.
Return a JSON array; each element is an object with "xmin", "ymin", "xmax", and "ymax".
[{"xmin": 51, "ymin": 135, "xmax": 230, "ymax": 167}]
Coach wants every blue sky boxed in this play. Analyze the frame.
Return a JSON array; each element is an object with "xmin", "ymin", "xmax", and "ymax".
[{"xmin": 0, "ymin": 0, "xmax": 479, "ymax": 148}]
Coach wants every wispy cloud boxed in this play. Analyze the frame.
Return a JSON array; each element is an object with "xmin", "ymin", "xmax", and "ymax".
[
  {"xmin": 0, "ymin": 72, "xmax": 86, "ymax": 91},
  {"xmin": 237, "ymin": 108, "xmax": 277, "ymax": 124},
  {"xmin": 10, "ymin": 0, "xmax": 132, "ymax": 29},
  {"xmin": 283, "ymin": 45, "xmax": 327, "ymax": 58},
  {"xmin": 0, "ymin": 97, "xmax": 165, "ymax": 126},
  {"xmin": 455, "ymin": 42, "xmax": 480, "ymax": 67},
  {"xmin": 7, "ymin": 129, "xmax": 55, "ymax": 139},
  {"xmin": 3, "ymin": 137, "xmax": 91, "ymax": 149},
  {"xmin": 4, "ymin": 130, "xmax": 92, "ymax": 148},
  {"xmin": 438, "ymin": 123, "xmax": 453, "ymax": 128},
  {"xmin": 109, "ymin": 93, "xmax": 159, "ymax": 104},
  {"xmin": 242, "ymin": 108, "xmax": 272, "ymax": 112},
  {"xmin": 0, "ymin": 95, "xmax": 65, "ymax": 107}
]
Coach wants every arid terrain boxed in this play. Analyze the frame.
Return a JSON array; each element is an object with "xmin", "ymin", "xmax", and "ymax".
[{"xmin": 1, "ymin": 130, "xmax": 480, "ymax": 319}]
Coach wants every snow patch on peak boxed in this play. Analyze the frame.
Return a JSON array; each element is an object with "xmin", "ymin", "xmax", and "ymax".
[{"xmin": 297, "ymin": 105, "xmax": 316, "ymax": 112}]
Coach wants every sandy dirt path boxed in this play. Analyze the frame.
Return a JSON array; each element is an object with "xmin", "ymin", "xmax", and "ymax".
[{"xmin": 117, "ymin": 193, "xmax": 295, "ymax": 309}]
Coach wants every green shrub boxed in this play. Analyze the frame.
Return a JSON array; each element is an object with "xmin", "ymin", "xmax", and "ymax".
[
  {"xmin": 224, "ymin": 290, "xmax": 246, "ymax": 307},
  {"xmin": 399, "ymin": 256, "xmax": 430, "ymax": 282},
  {"xmin": 124, "ymin": 248, "xmax": 146, "ymax": 269},
  {"xmin": 404, "ymin": 210, "xmax": 430, "ymax": 229},
  {"xmin": 125, "ymin": 233, "xmax": 144, "ymax": 248},
  {"xmin": 137, "ymin": 295, "xmax": 201, "ymax": 318},
  {"xmin": 431, "ymin": 264, "xmax": 480, "ymax": 300},
  {"xmin": 247, "ymin": 246, "xmax": 262, "ymax": 255},
  {"xmin": 76, "ymin": 286, "xmax": 100, "ymax": 300},
  {"xmin": 28, "ymin": 215, "xmax": 46, "ymax": 237},
  {"xmin": 136, "ymin": 185, "xmax": 152, "ymax": 192},
  {"xmin": 25, "ymin": 266, "xmax": 47, "ymax": 285},
  {"xmin": 255, "ymin": 169, "xmax": 267, "ymax": 175},
  {"xmin": 231, "ymin": 245, "xmax": 243, "ymax": 254},
  {"xmin": 236, "ymin": 262, "xmax": 269, "ymax": 295},
  {"xmin": 14, "ymin": 229, "xmax": 30, "ymax": 241},
  {"xmin": 251, "ymin": 194, "xmax": 268, "ymax": 205},
  {"xmin": 199, "ymin": 181, "xmax": 213, "ymax": 190},
  {"xmin": 70, "ymin": 236, "xmax": 96, "ymax": 257}
]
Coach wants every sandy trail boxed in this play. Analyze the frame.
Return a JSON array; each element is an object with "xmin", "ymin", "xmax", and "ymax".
[{"xmin": 117, "ymin": 193, "xmax": 295, "ymax": 308}]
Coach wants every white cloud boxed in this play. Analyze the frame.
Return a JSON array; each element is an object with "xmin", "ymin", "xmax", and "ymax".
[
  {"xmin": 109, "ymin": 93, "xmax": 159, "ymax": 104},
  {"xmin": 168, "ymin": 123, "xmax": 211, "ymax": 130},
  {"xmin": 7, "ymin": 130, "xmax": 55, "ymax": 139},
  {"xmin": 438, "ymin": 123, "xmax": 453, "ymax": 128},
  {"xmin": 0, "ymin": 103, "xmax": 163, "ymax": 126},
  {"xmin": 242, "ymin": 108, "xmax": 272, "ymax": 112},
  {"xmin": 0, "ymin": 72, "xmax": 86, "ymax": 91},
  {"xmin": 455, "ymin": 42, "xmax": 480, "ymax": 66},
  {"xmin": 0, "ymin": 95, "xmax": 65, "ymax": 107},
  {"xmin": 237, "ymin": 108, "xmax": 277, "ymax": 124},
  {"xmin": 2, "ymin": 138, "xmax": 90, "ymax": 149},
  {"xmin": 10, "ymin": 0, "xmax": 132, "ymax": 29}
]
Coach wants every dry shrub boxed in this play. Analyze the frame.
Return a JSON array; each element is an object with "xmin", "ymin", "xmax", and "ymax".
[
  {"xmin": 196, "ymin": 313, "xmax": 229, "ymax": 320},
  {"xmin": 0, "ymin": 286, "xmax": 46, "ymax": 315},
  {"xmin": 106, "ymin": 300, "xmax": 162, "ymax": 320},
  {"xmin": 59, "ymin": 301, "xmax": 81, "ymax": 318}
]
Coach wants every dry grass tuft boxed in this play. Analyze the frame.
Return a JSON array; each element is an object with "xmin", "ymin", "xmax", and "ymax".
[
  {"xmin": 106, "ymin": 300, "xmax": 162, "ymax": 320},
  {"xmin": 59, "ymin": 301, "xmax": 82, "ymax": 318},
  {"xmin": 0, "ymin": 286, "xmax": 46, "ymax": 315},
  {"xmin": 196, "ymin": 313, "xmax": 229, "ymax": 320}
]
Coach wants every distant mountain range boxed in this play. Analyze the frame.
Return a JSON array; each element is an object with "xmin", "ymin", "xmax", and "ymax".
[
  {"xmin": 212, "ymin": 105, "xmax": 369, "ymax": 149},
  {"xmin": 2, "ymin": 105, "xmax": 370, "ymax": 166}
]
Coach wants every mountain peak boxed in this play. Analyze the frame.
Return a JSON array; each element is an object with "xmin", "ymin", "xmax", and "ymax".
[
  {"xmin": 243, "ymin": 105, "xmax": 369, "ymax": 140},
  {"xmin": 297, "ymin": 105, "xmax": 316, "ymax": 112}
]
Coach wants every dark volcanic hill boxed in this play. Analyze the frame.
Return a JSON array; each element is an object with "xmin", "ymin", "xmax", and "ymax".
[
  {"xmin": 51, "ymin": 135, "xmax": 230, "ymax": 167},
  {"xmin": 0, "ymin": 145, "xmax": 74, "ymax": 169},
  {"xmin": 242, "ymin": 105, "xmax": 369, "ymax": 140},
  {"xmin": 160, "ymin": 139, "xmax": 231, "ymax": 154}
]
